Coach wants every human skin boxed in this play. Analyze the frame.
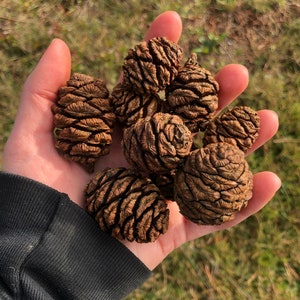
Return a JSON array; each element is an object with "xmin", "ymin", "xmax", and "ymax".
[{"xmin": 2, "ymin": 11, "xmax": 281, "ymax": 271}]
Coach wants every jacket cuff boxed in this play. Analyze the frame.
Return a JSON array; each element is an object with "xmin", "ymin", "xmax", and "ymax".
[{"xmin": 0, "ymin": 172, "xmax": 151, "ymax": 299}]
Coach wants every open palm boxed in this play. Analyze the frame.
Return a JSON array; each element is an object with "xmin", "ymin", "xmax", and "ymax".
[{"xmin": 2, "ymin": 11, "xmax": 281, "ymax": 270}]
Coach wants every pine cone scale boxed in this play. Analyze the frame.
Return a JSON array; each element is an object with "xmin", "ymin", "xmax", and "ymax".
[
  {"xmin": 70, "ymin": 143, "xmax": 106, "ymax": 156},
  {"xmin": 76, "ymin": 118, "xmax": 110, "ymax": 131},
  {"xmin": 53, "ymin": 113, "xmax": 77, "ymax": 127}
]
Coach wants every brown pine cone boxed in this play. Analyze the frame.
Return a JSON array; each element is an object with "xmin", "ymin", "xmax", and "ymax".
[
  {"xmin": 174, "ymin": 142, "xmax": 253, "ymax": 225},
  {"xmin": 166, "ymin": 53, "xmax": 219, "ymax": 132},
  {"xmin": 122, "ymin": 112, "xmax": 193, "ymax": 175},
  {"xmin": 85, "ymin": 167, "xmax": 169, "ymax": 243},
  {"xmin": 203, "ymin": 106, "xmax": 260, "ymax": 153},
  {"xmin": 52, "ymin": 73, "xmax": 116, "ymax": 172},
  {"xmin": 110, "ymin": 82, "xmax": 162, "ymax": 127},
  {"xmin": 122, "ymin": 37, "xmax": 183, "ymax": 94}
]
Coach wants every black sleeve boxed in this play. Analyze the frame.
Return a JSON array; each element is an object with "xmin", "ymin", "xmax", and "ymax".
[{"xmin": 0, "ymin": 172, "xmax": 151, "ymax": 300}]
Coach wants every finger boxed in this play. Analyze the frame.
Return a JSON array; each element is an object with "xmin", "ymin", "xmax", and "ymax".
[
  {"xmin": 184, "ymin": 171, "xmax": 281, "ymax": 241},
  {"xmin": 143, "ymin": 11, "xmax": 182, "ymax": 42},
  {"xmin": 246, "ymin": 109, "xmax": 279, "ymax": 155},
  {"xmin": 14, "ymin": 39, "xmax": 71, "ymax": 134},
  {"xmin": 215, "ymin": 64, "xmax": 249, "ymax": 111}
]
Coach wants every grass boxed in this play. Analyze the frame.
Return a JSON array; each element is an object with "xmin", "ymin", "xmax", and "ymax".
[{"xmin": 1, "ymin": 0, "xmax": 299, "ymax": 299}]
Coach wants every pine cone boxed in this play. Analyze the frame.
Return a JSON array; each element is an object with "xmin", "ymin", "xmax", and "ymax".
[
  {"xmin": 122, "ymin": 37, "xmax": 183, "ymax": 94},
  {"xmin": 85, "ymin": 167, "xmax": 169, "ymax": 243},
  {"xmin": 174, "ymin": 142, "xmax": 253, "ymax": 225},
  {"xmin": 203, "ymin": 106, "xmax": 260, "ymax": 153},
  {"xmin": 52, "ymin": 73, "xmax": 116, "ymax": 172},
  {"xmin": 166, "ymin": 53, "xmax": 219, "ymax": 132},
  {"xmin": 122, "ymin": 112, "xmax": 193, "ymax": 175},
  {"xmin": 110, "ymin": 82, "xmax": 162, "ymax": 127}
]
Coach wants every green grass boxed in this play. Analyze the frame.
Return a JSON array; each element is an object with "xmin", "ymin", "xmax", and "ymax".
[{"xmin": 1, "ymin": 1, "xmax": 299, "ymax": 299}]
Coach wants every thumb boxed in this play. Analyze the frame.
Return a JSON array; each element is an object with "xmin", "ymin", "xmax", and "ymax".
[{"xmin": 14, "ymin": 38, "xmax": 71, "ymax": 135}]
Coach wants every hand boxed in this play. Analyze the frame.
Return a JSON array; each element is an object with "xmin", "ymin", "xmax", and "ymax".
[{"xmin": 3, "ymin": 11, "xmax": 281, "ymax": 271}]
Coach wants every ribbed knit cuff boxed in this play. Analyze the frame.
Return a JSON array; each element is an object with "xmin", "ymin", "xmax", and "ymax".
[{"xmin": 0, "ymin": 172, "xmax": 151, "ymax": 300}]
